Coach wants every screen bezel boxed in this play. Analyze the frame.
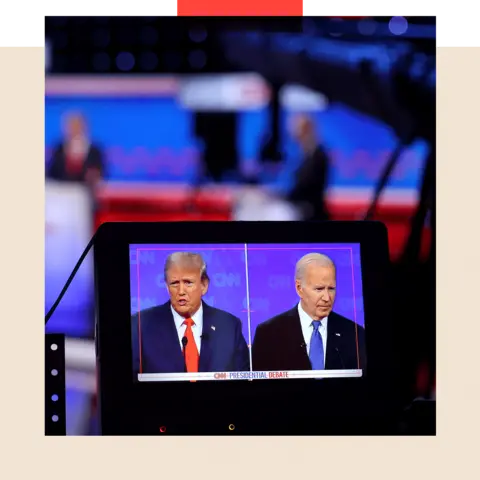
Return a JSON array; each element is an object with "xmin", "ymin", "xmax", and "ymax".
[{"xmin": 95, "ymin": 221, "xmax": 395, "ymax": 435}]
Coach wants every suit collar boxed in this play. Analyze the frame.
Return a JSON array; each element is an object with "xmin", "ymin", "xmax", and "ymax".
[
  {"xmin": 200, "ymin": 301, "xmax": 213, "ymax": 329},
  {"xmin": 155, "ymin": 302, "xmax": 185, "ymax": 372},
  {"xmin": 284, "ymin": 306, "xmax": 308, "ymax": 346},
  {"xmin": 285, "ymin": 305, "xmax": 300, "ymax": 318},
  {"xmin": 324, "ymin": 312, "xmax": 345, "ymax": 368},
  {"xmin": 198, "ymin": 301, "xmax": 215, "ymax": 371}
]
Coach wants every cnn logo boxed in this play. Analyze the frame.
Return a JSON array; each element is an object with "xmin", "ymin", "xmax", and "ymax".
[{"xmin": 214, "ymin": 372, "xmax": 227, "ymax": 379}]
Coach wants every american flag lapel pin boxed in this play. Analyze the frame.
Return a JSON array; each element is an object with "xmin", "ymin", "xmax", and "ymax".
[
  {"xmin": 211, "ymin": 325, "xmax": 216, "ymax": 331},
  {"xmin": 335, "ymin": 333, "xmax": 341, "ymax": 337}
]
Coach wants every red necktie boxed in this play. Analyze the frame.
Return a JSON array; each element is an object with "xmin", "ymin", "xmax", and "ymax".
[
  {"xmin": 182, "ymin": 318, "xmax": 199, "ymax": 373},
  {"xmin": 66, "ymin": 151, "xmax": 84, "ymax": 177}
]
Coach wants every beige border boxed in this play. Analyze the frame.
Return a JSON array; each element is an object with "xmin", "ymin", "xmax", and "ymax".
[
  {"xmin": 2, "ymin": 46, "xmax": 45, "ymax": 462},
  {"xmin": 2, "ymin": 45, "xmax": 478, "ymax": 476},
  {"xmin": 436, "ymin": 47, "xmax": 480, "ymax": 454}
]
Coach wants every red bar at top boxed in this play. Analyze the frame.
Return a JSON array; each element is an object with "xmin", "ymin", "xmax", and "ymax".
[{"xmin": 177, "ymin": 0, "xmax": 303, "ymax": 16}]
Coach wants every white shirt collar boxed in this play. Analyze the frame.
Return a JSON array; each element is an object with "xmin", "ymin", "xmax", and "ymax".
[
  {"xmin": 298, "ymin": 301, "xmax": 328, "ymax": 330},
  {"xmin": 170, "ymin": 302, "xmax": 203, "ymax": 331},
  {"xmin": 66, "ymin": 136, "xmax": 91, "ymax": 154}
]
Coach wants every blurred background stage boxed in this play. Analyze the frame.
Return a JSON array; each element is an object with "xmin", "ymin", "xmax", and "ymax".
[{"xmin": 44, "ymin": 16, "xmax": 435, "ymax": 434}]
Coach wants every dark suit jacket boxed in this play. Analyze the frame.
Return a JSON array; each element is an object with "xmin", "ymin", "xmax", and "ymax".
[
  {"xmin": 46, "ymin": 142, "xmax": 105, "ymax": 183},
  {"xmin": 131, "ymin": 301, "xmax": 250, "ymax": 375},
  {"xmin": 287, "ymin": 145, "xmax": 330, "ymax": 221},
  {"xmin": 252, "ymin": 306, "xmax": 366, "ymax": 371}
]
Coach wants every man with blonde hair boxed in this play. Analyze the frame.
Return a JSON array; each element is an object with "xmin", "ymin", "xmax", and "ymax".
[
  {"xmin": 252, "ymin": 252, "xmax": 365, "ymax": 372},
  {"xmin": 47, "ymin": 112, "xmax": 105, "ymax": 187},
  {"xmin": 132, "ymin": 252, "xmax": 249, "ymax": 375}
]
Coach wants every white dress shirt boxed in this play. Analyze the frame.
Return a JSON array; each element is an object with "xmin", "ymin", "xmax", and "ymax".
[
  {"xmin": 297, "ymin": 302, "xmax": 328, "ymax": 364},
  {"xmin": 170, "ymin": 303, "xmax": 203, "ymax": 353}
]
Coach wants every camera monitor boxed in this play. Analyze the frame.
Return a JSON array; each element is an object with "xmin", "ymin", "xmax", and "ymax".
[{"xmin": 94, "ymin": 221, "xmax": 393, "ymax": 435}]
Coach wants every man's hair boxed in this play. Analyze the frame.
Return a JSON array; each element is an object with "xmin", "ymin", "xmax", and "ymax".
[
  {"xmin": 164, "ymin": 252, "xmax": 209, "ymax": 283},
  {"xmin": 62, "ymin": 111, "xmax": 86, "ymax": 129},
  {"xmin": 295, "ymin": 253, "xmax": 335, "ymax": 284}
]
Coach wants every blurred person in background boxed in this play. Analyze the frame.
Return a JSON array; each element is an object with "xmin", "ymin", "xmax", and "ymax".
[
  {"xmin": 286, "ymin": 114, "xmax": 331, "ymax": 222},
  {"xmin": 46, "ymin": 112, "xmax": 105, "ymax": 189}
]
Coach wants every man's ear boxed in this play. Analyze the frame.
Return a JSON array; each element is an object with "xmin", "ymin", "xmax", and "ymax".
[
  {"xmin": 295, "ymin": 280, "xmax": 303, "ymax": 298},
  {"xmin": 201, "ymin": 279, "xmax": 209, "ymax": 296}
]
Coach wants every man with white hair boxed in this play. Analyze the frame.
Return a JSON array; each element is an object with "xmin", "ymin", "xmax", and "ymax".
[
  {"xmin": 252, "ymin": 252, "xmax": 365, "ymax": 372},
  {"xmin": 286, "ymin": 114, "xmax": 330, "ymax": 221},
  {"xmin": 131, "ymin": 252, "xmax": 250, "ymax": 375}
]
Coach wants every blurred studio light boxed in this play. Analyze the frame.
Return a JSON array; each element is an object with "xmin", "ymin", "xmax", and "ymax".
[
  {"xmin": 116, "ymin": 51, "xmax": 135, "ymax": 72},
  {"xmin": 389, "ymin": 16, "xmax": 409, "ymax": 36}
]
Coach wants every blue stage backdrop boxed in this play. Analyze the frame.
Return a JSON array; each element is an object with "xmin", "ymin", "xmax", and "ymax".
[
  {"xmin": 129, "ymin": 243, "xmax": 364, "ymax": 345},
  {"xmin": 45, "ymin": 95, "xmax": 428, "ymax": 192}
]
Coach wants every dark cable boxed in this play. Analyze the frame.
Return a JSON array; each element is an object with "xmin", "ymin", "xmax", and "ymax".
[
  {"xmin": 45, "ymin": 232, "xmax": 97, "ymax": 325},
  {"xmin": 363, "ymin": 140, "xmax": 408, "ymax": 221}
]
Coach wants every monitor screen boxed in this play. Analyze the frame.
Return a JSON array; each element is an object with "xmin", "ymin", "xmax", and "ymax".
[{"xmin": 129, "ymin": 243, "xmax": 366, "ymax": 382}]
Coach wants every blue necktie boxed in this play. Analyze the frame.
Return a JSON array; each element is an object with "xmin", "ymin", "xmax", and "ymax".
[{"xmin": 309, "ymin": 320, "xmax": 325, "ymax": 370}]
